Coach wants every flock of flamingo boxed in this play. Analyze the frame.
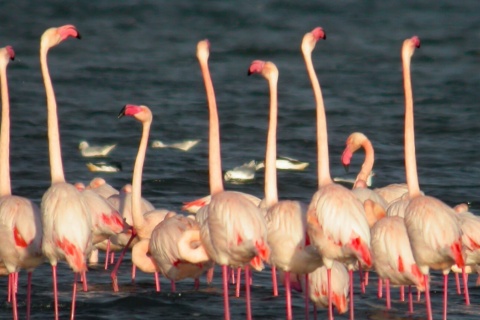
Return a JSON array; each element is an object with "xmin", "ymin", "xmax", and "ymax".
[{"xmin": 0, "ymin": 23, "xmax": 478, "ymax": 320}]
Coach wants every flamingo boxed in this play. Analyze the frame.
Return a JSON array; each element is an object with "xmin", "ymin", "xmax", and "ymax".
[
  {"xmin": 39, "ymin": 25, "xmax": 93, "ymax": 320},
  {"xmin": 401, "ymin": 36, "xmax": 465, "ymax": 320},
  {"xmin": 248, "ymin": 59, "xmax": 322, "ymax": 320},
  {"xmin": 149, "ymin": 212, "xmax": 212, "ymax": 291},
  {"xmin": 195, "ymin": 39, "xmax": 269, "ymax": 320},
  {"xmin": 0, "ymin": 45, "xmax": 44, "ymax": 320},
  {"xmin": 86, "ymin": 177, "xmax": 119, "ymax": 199},
  {"xmin": 182, "ymin": 192, "xmax": 261, "ymax": 214},
  {"xmin": 113, "ymin": 104, "xmax": 173, "ymax": 292},
  {"xmin": 302, "ymin": 27, "xmax": 372, "ymax": 320}
]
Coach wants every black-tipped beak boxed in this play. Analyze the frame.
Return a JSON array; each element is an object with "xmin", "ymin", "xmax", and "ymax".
[
  {"xmin": 118, "ymin": 106, "xmax": 127, "ymax": 119},
  {"xmin": 76, "ymin": 33, "xmax": 82, "ymax": 40},
  {"xmin": 343, "ymin": 164, "xmax": 349, "ymax": 173},
  {"xmin": 247, "ymin": 70, "xmax": 253, "ymax": 76}
]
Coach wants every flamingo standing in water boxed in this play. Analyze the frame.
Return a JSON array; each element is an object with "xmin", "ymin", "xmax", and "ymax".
[
  {"xmin": 248, "ymin": 59, "xmax": 322, "ymax": 320},
  {"xmin": 302, "ymin": 27, "xmax": 372, "ymax": 320},
  {"xmin": 400, "ymin": 36, "xmax": 465, "ymax": 320},
  {"xmin": 39, "ymin": 25, "xmax": 93, "ymax": 320},
  {"xmin": 0, "ymin": 45, "xmax": 44, "ymax": 320},
  {"xmin": 113, "ymin": 104, "xmax": 173, "ymax": 292},
  {"xmin": 195, "ymin": 39, "xmax": 269, "ymax": 320}
]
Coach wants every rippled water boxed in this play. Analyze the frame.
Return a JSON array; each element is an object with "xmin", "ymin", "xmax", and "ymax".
[{"xmin": 0, "ymin": 0, "xmax": 480, "ymax": 319}]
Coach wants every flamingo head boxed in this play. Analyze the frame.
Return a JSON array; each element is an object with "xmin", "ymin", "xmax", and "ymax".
[
  {"xmin": 301, "ymin": 26, "xmax": 326, "ymax": 54},
  {"xmin": 41, "ymin": 25, "xmax": 81, "ymax": 51},
  {"xmin": 0, "ymin": 46, "xmax": 14, "ymax": 66},
  {"xmin": 341, "ymin": 132, "xmax": 368, "ymax": 172},
  {"xmin": 402, "ymin": 35, "xmax": 421, "ymax": 59},
  {"xmin": 196, "ymin": 39, "xmax": 210, "ymax": 62},
  {"xmin": 118, "ymin": 104, "xmax": 153, "ymax": 123},
  {"xmin": 247, "ymin": 60, "xmax": 266, "ymax": 76},
  {"xmin": 248, "ymin": 60, "xmax": 279, "ymax": 84}
]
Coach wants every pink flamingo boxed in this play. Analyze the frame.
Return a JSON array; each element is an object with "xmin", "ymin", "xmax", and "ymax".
[
  {"xmin": 39, "ymin": 25, "xmax": 93, "ymax": 320},
  {"xmin": 113, "ymin": 104, "xmax": 173, "ymax": 292},
  {"xmin": 86, "ymin": 177, "xmax": 119, "ymax": 199},
  {"xmin": 0, "ymin": 45, "xmax": 44, "ymax": 320},
  {"xmin": 248, "ymin": 59, "xmax": 322, "ymax": 320},
  {"xmin": 302, "ymin": 27, "xmax": 372, "ymax": 320},
  {"xmin": 149, "ymin": 212, "xmax": 212, "ymax": 291},
  {"xmin": 401, "ymin": 36, "xmax": 465, "ymax": 320},
  {"xmin": 196, "ymin": 39, "xmax": 270, "ymax": 320},
  {"xmin": 182, "ymin": 192, "xmax": 261, "ymax": 214}
]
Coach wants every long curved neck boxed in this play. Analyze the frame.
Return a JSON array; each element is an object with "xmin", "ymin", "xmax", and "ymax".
[
  {"xmin": 199, "ymin": 57, "xmax": 223, "ymax": 195},
  {"xmin": 303, "ymin": 50, "xmax": 331, "ymax": 187},
  {"xmin": 263, "ymin": 71, "xmax": 279, "ymax": 208},
  {"xmin": 131, "ymin": 117, "xmax": 151, "ymax": 232},
  {"xmin": 356, "ymin": 138, "xmax": 374, "ymax": 185},
  {"xmin": 0, "ymin": 60, "xmax": 11, "ymax": 196},
  {"xmin": 403, "ymin": 52, "xmax": 421, "ymax": 198},
  {"xmin": 40, "ymin": 45, "xmax": 65, "ymax": 184},
  {"xmin": 132, "ymin": 239, "xmax": 158, "ymax": 273},
  {"xmin": 178, "ymin": 229, "xmax": 210, "ymax": 264}
]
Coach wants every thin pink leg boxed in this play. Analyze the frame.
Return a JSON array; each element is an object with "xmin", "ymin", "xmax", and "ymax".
[
  {"xmin": 358, "ymin": 262, "xmax": 365, "ymax": 294},
  {"xmin": 385, "ymin": 278, "xmax": 391, "ymax": 310},
  {"xmin": 304, "ymin": 274, "xmax": 309, "ymax": 320},
  {"xmin": 82, "ymin": 271, "xmax": 88, "ymax": 292},
  {"xmin": 206, "ymin": 266, "xmax": 214, "ymax": 284},
  {"xmin": 349, "ymin": 269, "xmax": 354, "ymax": 320},
  {"xmin": 154, "ymin": 272, "xmax": 160, "ymax": 292},
  {"xmin": 408, "ymin": 285, "xmax": 413, "ymax": 314},
  {"xmin": 8, "ymin": 272, "xmax": 11, "ymax": 302},
  {"xmin": 271, "ymin": 265, "xmax": 278, "ymax": 297},
  {"xmin": 110, "ymin": 231, "xmax": 136, "ymax": 291},
  {"xmin": 424, "ymin": 274, "xmax": 432, "ymax": 320},
  {"xmin": 400, "ymin": 285, "xmax": 405, "ymax": 301},
  {"xmin": 70, "ymin": 273, "xmax": 77, "ymax": 320},
  {"xmin": 194, "ymin": 278, "xmax": 200, "ymax": 290},
  {"xmin": 27, "ymin": 272, "xmax": 32, "ymax": 320},
  {"xmin": 222, "ymin": 265, "xmax": 231, "ymax": 320},
  {"xmin": 110, "ymin": 252, "xmax": 115, "ymax": 264},
  {"xmin": 235, "ymin": 267, "xmax": 241, "ymax": 297},
  {"xmin": 171, "ymin": 280, "xmax": 176, "ymax": 292},
  {"xmin": 443, "ymin": 273, "xmax": 448, "ymax": 320},
  {"xmin": 462, "ymin": 268, "xmax": 470, "ymax": 305},
  {"xmin": 417, "ymin": 287, "xmax": 421, "ymax": 302},
  {"xmin": 364, "ymin": 271, "xmax": 369, "ymax": 286},
  {"xmin": 11, "ymin": 273, "xmax": 18, "ymax": 320},
  {"xmin": 327, "ymin": 268, "xmax": 333, "ymax": 320},
  {"xmin": 455, "ymin": 272, "xmax": 461, "ymax": 294},
  {"xmin": 230, "ymin": 267, "xmax": 235, "ymax": 284},
  {"xmin": 52, "ymin": 265, "xmax": 59, "ymax": 320},
  {"xmin": 313, "ymin": 303, "xmax": 318, "ymax": 320},
  {"xmin": 104, "ymin": 239, "xmax": 111, "ymax": 270},
  {"xmin": 377, "ymin": 278, "xmax": 383, "ymax": 298},
  {"xmin": 245, "ymin": 266, "xmax": 252, "ymax": 320},
  {"xmin": 284, "ymin": 271, "xmax": 292, "ymax": 320}
]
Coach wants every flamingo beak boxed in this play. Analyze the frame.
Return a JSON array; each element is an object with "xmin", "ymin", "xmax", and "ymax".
[{"xmin": 118, "ymin": 105, "xmax": 127, "ymax": 119}]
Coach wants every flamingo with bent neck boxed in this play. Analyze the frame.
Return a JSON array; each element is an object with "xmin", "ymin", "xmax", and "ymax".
[
  {"xmin": 248, "ymin": 59, "xmax": 322, "ymax": 320},
  {"xmin": 195, "ymin": 39, "xmax": 269, "ymax": 320},
  {"xmin": 0, "ymin": 45, "xmax": 44, "ymax": 320},
  {"xmin": 39, "ymin": 25, "xmax": 93, "ymax": 320},
  {"xmin": 401, "ymin": 36, "xmax": 465, "ymax": 320},
  {"xmin": 302, "ymin": 27, "xmax": 372, "ymax": 320}
]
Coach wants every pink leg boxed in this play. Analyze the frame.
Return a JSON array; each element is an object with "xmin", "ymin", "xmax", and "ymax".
[
  {"xmin": 462, "ymin": 268, "xmax": 470, "ymax": 305},
  {"xmin": 327, "ymin": 268, "xmax": 333, "ymax": 320},
  {"xmin": 271, "ymin": 265, "xmax": 278, "ymax": 297},
  {"xmin": 194, "ymin": 278, "xmax": 200, "ymax": 290},
  {"xmin": 408, "ymin": 285, "xmax": 413, "ymax": 314},
  {"xmin": 349, "ymin": 269, "xmax": 354, "ymax": 320},
  {"xmin": 235, "ymin": 267, "xmax": 241, "ymax": 297},
  {"xmin": 304, "ymin": 274, "xmax": 309, "ymax": 320},
  {"xmin": 377, "ymin": 278, "xmax": 383, "ymax": 298},
  {"xmin": 171, "ymin": 280, "xmax": 176, "ymax": 292},
  {"xmin": 230, "ymin": 267, "xmax": 235, "ymax": 284},
  {"xmin": 385, "ymin": 278, "xmax": 391, "ymax": 310},
  {"xmin": 455, "ymin": 272, "xmax": 461, "ymax": 294},
  {"xmin": 110, "ymin": 252, "xmax": 115, "ymax": 264},
  {"xmin": 104, "ymin": 239, "xmax": 111, "ymax": 270},
  {"xmin": 70, "ymin": 273, "xmax": 78, "ymax": 320},
  {"xmin": 154, "ymin": 272, "xmax": 160, "ymax": 292},
  {"xmin": 222, "ymin": 265, "xmax": 231, "ymax": 320},
  {"xmin": 206, "ymin": 266, "xmax": 214, "ymax": 284},
  {"xmin": 424, "ymin": 274, "xmax": 432, "ymax": 320},
  {"xmin": 11, "ymin": 273, "xmax": 18, "ymax": 320},
  {"xmin": 245, "ymin": 266, "xmax": 252, "ymax": 320},
  {"xmin": 7, "ymin": 272, "xmax": 11, "ymax": 302},
  {"xmin": 52, "ymin": 265, "xmax": 59, "ymax": 320},
  {"xmin": 131, "ymin": 264, "xmax": 136, "ymax": 282},
  {"xmin": 358, "ymin": 262, "xmax": 365, "ymax": 294},
  {"xmin": 417, "ymin": 287, "xmax": 421, "ymax": 302},
  {"xmin": 27, "ymin": 272, "xmax": 32, "ymax": 320},
  {"xmin": 364, "ymin": 271, "xmax": 369, "ymax": 286},
  {"xmin": 110, "ymin": 231, "xmax": 136, "ymax": 292},
  {"xmin": 443, "ymin": 273, "xmax": 448, "ymax": 320},
  {"xmin": 313, "ymin": 303, "xmax": 318, "ymax": 320},
  {"xmin": 400, "ymin": 285, "xmax": 405, "ymax": 302},
  {"xmin": 82, "ymin": 271, "xmax": 88, "ymax": 292},
  {"xmin": 284, "ymin": 271, "xmax": 292, "ymax": 320}
]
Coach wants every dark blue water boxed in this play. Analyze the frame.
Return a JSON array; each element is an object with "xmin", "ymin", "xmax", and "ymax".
[{"xmin": 0, "ymin": 0, "xmax": 480, "ymax": 319}]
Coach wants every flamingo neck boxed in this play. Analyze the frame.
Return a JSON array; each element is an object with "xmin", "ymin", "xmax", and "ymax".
[
  {"xmin": 403, "ymin": 53, "xmax": 421, "ymax": 198},
  {"xmin": 263, "ymin": 70, "xmax": 279, "ymax": 208},
  {"xmin": 40, "ymin": 46, "xmax": 65, "ymax": 184},
  {"xmin": 355, "ymin": 138, "xmax": 374, "ymax": 186},
  {"xmin": 178, "ymin": 229, "xmax": 210, "ymax": 264},
  {"xmin": 0, "ymin": 59, "xmax": 11, "ymax": 196},
  {"xmin": 131, "ymin": 118, "xmax": 151, "ymax": 232},
  {"xmin": 131, "ymin": 239, "xmax": 158, "ymax": 273},
  {"xmin": 199, "ymin": 58, "xmax": 224, "ymax": 195},
  {"xmin": 303, "ymin": 50, "xmax": 332, "ymax": 187}
]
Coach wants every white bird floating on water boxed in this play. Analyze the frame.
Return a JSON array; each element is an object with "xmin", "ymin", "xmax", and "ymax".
[
  {"xmin": 86, "ymin": 161, "xmax": 122, "ymax": 173},
  {"xmin": 255, "ymin": 156, "xmax": 309, "ymax": 171},
  {"xmin": 224, "ymin": 160, "xmax": 257, "ymax": 182},
  {"xmin": 79, "ymin": 140, "xmax": 117, "ymax": 157},
  {"xmin": 151, "ymin": 139, "xmax": 200, "ymax": 151}
]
